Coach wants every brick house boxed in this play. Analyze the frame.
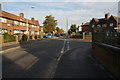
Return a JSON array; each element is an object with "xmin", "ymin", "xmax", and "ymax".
[
  {"xmin": 81, "ymin": 22, "xmax": 92, "ymax": 35},
  {"xmin": 89, "ymin": 13, "xmax": 120, "ymax": 32},
  {"xmin": 0, "ymin": 10, "xmax": 41, "ymax": 38},
  {"xmin": 106, "ymin": 15, "xmax": 120, "ymax": 32},
  {"xmin": 89, "ymin": 18, "xmax": 99, "ymax": 30}
]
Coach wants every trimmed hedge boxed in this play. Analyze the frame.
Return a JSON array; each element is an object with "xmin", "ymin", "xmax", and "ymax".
[{"xmin": 3, "ymin": 33, "xmax": 16, "ymax": 42}]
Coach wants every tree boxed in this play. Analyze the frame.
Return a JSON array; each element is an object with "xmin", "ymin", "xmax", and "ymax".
[
  {"xmin": 56, "ymin": 27, "xmax": 60, "ymax": 33},
  {"xmin": 59, "ymin": 29, "xmax": 64, "ymax": 33},
  {"xmin": 43, "ymin": 15, "xmax": 57, "ymax": 33},
  {"xmin": 70, "ymin": 24, "xmax": 77, "ymax": 33},
  {"xmin": 68, "ymin": 29, "xmax": 72, "ymax": 35},
  {"xmin": 56, "ymin": 27, "xmax": 64, "ymax": 33},
  {"xmin": 68, "ymin": 24, "xmax": 77, "ymax": 35}
]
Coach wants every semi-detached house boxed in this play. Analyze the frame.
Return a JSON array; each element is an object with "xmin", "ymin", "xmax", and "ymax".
[{"xmin": 89, "ymin": 13, "xmax": 120, "ymax": 32}]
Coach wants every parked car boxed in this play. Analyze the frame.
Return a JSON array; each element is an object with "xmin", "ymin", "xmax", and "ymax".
[
  {"xmin": 45, "ymin": 34, "xmax": 52, "ymax": 38},
  {"xmin": 55, "ymin": 33, "xmax": 61, "ymax": 37},
  {"xmin": 60, "ymin": 33, "xmax": 67, "ymax": 37}
]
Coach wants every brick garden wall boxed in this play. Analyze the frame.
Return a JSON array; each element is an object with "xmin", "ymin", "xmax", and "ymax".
[{"xmin": 92, "ymin": 33, "xmax": 120, "ymax": 79}]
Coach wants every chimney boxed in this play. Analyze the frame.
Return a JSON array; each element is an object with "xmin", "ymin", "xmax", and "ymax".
[
  {"xmin": 19, "ymin": 13, "xmax": 24, "ymax": 18},
  {"xmin": 31, "ymin": 18, "xmax": 34, "ymax": 21},
  {"xmin": 105, "ymin": 13, "xmax": 110, "ymax": 19},
  {"xmin": 82, "ymin": 22, "xmax": 84, "ymax": 25}
]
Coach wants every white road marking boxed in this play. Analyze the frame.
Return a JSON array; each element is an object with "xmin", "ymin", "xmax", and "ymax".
[
  {"xmin": 61, "ymin": 39, "xmax": 66, "ymax": 53},
  {"xmin": 67, "ymin": 41, "xmax": 70, "ymax": 50}
]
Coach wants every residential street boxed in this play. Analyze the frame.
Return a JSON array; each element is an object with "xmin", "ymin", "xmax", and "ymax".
[
  {"xmin": 2, "ymin": 39, "xmax": 114, "ymax": 79},
  {"xmin": 54, "ymin": 43, "xmax": 114, "ymax": 79}
]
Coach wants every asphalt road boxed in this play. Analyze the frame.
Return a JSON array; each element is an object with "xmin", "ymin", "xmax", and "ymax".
[
  {"xmin": 2, "ymin": 39, "xmax": 115, "ymax": 79},
  {"xmin": 54, "ymin": 44, "xmax": 114, "ymax": 79}
]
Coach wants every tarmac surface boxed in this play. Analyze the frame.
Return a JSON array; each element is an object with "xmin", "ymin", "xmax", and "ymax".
[{"xmin": 2, "ymin": 39, "xmax": 116, "ymax": 79}]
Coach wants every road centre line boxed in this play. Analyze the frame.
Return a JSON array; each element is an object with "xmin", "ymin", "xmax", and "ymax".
[
  {"xmin": 67, "ymin": 41, "xmax": 70, "ymax": 50},
  {"xmin": 61, "ymin": 39, "xmax": 66, "ymax": 53}
]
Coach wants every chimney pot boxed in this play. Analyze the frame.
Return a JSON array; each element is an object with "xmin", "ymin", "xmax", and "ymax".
[
  {"xmin": 31, "ymin": 18, "xmax": 34, "ymax": 21},
  {"xmin": 82, "ymin": 22, "xmax": 84, "ymax": 25}
]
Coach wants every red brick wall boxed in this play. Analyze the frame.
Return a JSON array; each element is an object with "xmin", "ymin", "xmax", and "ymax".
[
  {"xmin": 85, "ymin": 35, "xmax": 92, "ymax": 40},
  {"xmin": 92, "ymin": 43, "xmax": 120, "ymax": 79}
]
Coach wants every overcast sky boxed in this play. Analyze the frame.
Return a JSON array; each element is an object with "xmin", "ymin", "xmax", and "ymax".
[{"xmin": 1, "ymin": 0, "xmax": 119, "ymax": 31}]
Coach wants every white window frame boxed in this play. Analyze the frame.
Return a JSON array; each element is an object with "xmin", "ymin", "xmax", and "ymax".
[
  {"xmin": 92, "ymin": 25, "xmax": 95, "ymax": 28},
  {"xmin": 32, "ymin": 25, "xmax": 34, "ymax": 28},
  {"xmin": 97, "ymin": 24, "xmax": 101, "ymax": 27},
  {"xmin": 14, "ymin": 30, "xmax": 19, "ymax": 34},
  {"xmin": 14, "ymin": 21, "xmax": 18, "ymax": 25},
  {"xmin": 20, "ymin": 22, "xmax": 22, "ymax": 26},
  {"xmin": 23, "ymin": 23, "xmax": 25, "ymax": 26},
  {"xmin": 0, "ymin": 17, "xmax": 7, "ymax": 23},
  {"xmin": 7, "ymin": 24, "xmax": 11, "ymax": 26},
  {"xmin": 110, "ymin": 23, "xmax": 113, "ymax": 27},
  {"xmin": 1, "ymin": 29, "xmax": 7, "ymax": 34}
]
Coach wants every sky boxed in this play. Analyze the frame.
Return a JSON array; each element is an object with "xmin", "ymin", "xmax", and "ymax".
[{"xmin": 1, "ymin": 0, "xmax": 119, "ymax": 31}]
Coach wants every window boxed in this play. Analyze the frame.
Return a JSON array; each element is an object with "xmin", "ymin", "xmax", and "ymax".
[
  {"xmin": 14, "ymin": 30, "xmax": 19, "ymax": 34},
  {"xmin": 7, "ymin": 24, "xmax": 11, "ymax": 26},
  {"xmin": 1, "ymin": 29, "xmax": 7, "ymax": 34},
  {"xmin": 0, "ymin": 17, "xmax": 7, "ymax": 23},
  {"xmin": 20, "ymin": 22, "xmax": 22, "ymax": 26},
  {"xmin": 14, "ymin": 21, "xmax": 18, "ymax": 25},
  {"xmin": 0, "ymin": 17, "xmax": 3, "ymax": 22},
  {"xmin": 23, "ymin": 23, "xmax": 25, "ymax": 26},
  {"xmin": 32, "ymin": 25, "xmax": 34, "ymax": 27},
  {"xmin": 110, "ymin": 23, "xmax": 113, "ymax": 27},
  {"xmin": 32, "ymin": 31, "xmax": 35, "ymax": 34},
  {"xmin": 97, "ymin": 24, "xmax": 101, "ymax": 27},
  {"xmin": 92, "ymin": 25, "xmax": 95, "ymax": 28},
  {"xmin": 103, "ymin": 24, "xmax": 107, "ymax": 27}
]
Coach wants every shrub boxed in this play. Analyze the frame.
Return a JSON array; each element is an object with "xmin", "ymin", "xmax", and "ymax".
[
  {"xmin": 38, "ymin": 35, "xmax": 41, "ymax": 38},
  {"xmin": 3, "ymin": 33, "xmax": 10, "ymax": 42},
  {"xmin": 3, "ymin": 33, "xmax": 15, "ymax": 42},
  {"xmin": 10, "ymin": 35, "xmax": 16, "ymax": 41}
]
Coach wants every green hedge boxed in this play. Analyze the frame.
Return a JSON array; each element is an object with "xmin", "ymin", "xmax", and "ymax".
[
  {"xmin": 38, "ymin": 35, "xmax": 41, "ymax": 38},
  {"xmin": 3, "ymin": 33, "xmax": 16, "ymax": 42}
]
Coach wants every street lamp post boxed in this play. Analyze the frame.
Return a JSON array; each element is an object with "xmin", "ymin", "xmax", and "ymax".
[
  {"xmin": 66, "ymin": 17, "xmax": 68, "ymax": 33},
  {"xmin": 25, "ymin": 6, "xmax": 35, "ymax": 41},
  {"xmin": 66, "ymin": 17, "xmax": 69, "ymax": 39}
]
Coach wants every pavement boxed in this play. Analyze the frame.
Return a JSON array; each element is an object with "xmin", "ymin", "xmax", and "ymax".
[
  {"xmin": 0, "ymin": 39, "xmax": 44, "ymax": 52},
  {"xmin": 1, "ymin": 39, "xmax": 116, "ymax": 79},
  {"xmin": 1, "ymin": 43, "xmax": 20, "ymax": 51}
]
